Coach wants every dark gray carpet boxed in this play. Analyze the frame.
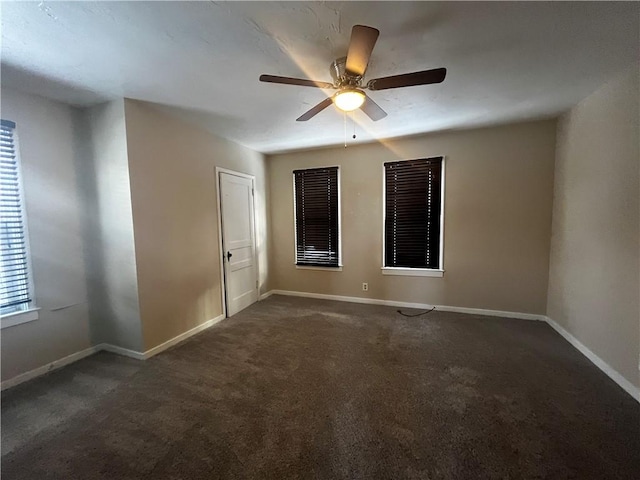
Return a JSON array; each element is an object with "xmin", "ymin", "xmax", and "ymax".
[{"xmin": 2, "ymin": 295, "xmax": 639, "ymax": 479}]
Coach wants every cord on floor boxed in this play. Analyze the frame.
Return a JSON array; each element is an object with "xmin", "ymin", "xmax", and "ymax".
[{"xmin": 397, "ymin": 307, "xmax": 436, "ymax": 317}]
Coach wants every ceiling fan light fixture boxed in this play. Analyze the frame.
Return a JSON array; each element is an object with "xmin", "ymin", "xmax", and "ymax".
[{"xmin": 334, "ymin": 89, "xmax": 365, "ymax": 112}]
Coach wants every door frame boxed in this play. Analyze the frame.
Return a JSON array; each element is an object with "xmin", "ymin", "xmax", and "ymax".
[{"xmin": 215, "ymin": 166, "xmax": 260, "ymax": 318}]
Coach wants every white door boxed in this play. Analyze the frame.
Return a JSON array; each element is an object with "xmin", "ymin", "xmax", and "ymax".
[{"xmin": 219, "ymin": 171, "xmax": 258, "ymax": 316}]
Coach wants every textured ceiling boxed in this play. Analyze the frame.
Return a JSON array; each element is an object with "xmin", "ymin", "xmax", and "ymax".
[{"xmin": 1, "ymin": 1, "xmax": 638, "ymax": 153}]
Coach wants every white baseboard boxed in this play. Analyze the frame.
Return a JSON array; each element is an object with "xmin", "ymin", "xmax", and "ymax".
[
  {"xmin": 433, "ymin": 305, "xmax": 545, "ymax": 321},
  {"xmin": 1, "ymin": 345, "xmax": 100, "ymax": 391},
  {"xmin": 545, "ymin": 316, "xmax": 639, "ymax": 403},
  {"xmin": 1, "ymin": 314, "xmax": 227, "ymax": 390},
  {"xmin": 259, "ymin": 291, "xmax": 273, "ymax": 301},
  {"xmin": 99, "ymin": 343, "xmax": 146, "ymax": 361},
  {"xmin": 268, "ymin": 290, "xmax": 546, "ymax": 321},
  {"xmin": 142, "ymin": 313, "xmax": 226, "ymax": 359}
]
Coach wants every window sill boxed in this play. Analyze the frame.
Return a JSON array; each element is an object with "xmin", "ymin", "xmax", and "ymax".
[
  {"xmin": 296, "ymin": 265, "xmax": 343, "ymax": 272},
  {"xmin": 1, "ymin": 308, "xmax": 40, "ymax": 329},
  {"xmin": 381, "ymin": 268, "xmax": 444, "ymax": 278}
]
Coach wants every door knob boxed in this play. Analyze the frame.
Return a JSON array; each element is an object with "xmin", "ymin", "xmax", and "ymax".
[{"xmin": 227, "ymin": 251, "xmax": 233, "ymax": 261}]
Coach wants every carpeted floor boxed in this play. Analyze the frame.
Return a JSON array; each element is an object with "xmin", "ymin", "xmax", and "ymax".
[{"xmin": 2, "ymin": 295, "xmax": 639, "ymax": 479}]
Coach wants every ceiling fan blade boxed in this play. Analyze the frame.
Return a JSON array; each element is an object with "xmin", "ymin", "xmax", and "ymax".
[
  {"xmin": 360, "ymin": 94, "xmax": 387, "ymax": 121},
  {"xmin": 367, "ymin": 68, "xmax": 447, "ymax": 91},
  {"xmin": 345, "ymin": 25, "xmax": 380, "ymax": 77},
  {"xmin": 260, "ymin": 74, "xmax": 335, "ymax": 89},
  {"xmin": 296, "ymin": 97, "xmax": 334, "ymax": 122}
]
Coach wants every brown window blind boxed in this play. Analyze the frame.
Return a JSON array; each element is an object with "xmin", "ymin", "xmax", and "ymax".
[
  {"xmin": 294, "ymin": 166, "xmax": 339, "ymax": 267},
  {"xmin": 384, "ymin": 157, "xmax": 443, "ymax": 269}
]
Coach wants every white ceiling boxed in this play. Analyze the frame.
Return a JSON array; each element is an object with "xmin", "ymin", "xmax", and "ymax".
[{"xmin": 1, "ymin": 1, "xmax": 638, "ymax": 153}]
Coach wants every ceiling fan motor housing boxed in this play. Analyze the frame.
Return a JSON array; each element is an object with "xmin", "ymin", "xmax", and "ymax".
[{"xmin": 330, "ymin": 57, "xmax": 363, "ymax": 88}]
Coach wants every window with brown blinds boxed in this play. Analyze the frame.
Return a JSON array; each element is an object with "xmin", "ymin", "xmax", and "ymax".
[
  {"xmin": 293, "ymin": 166, "xmax": 340, "ymax": 267},
  {"xmin": 384, "ymin": 157, "xmax": 443, "ymax": 269}
]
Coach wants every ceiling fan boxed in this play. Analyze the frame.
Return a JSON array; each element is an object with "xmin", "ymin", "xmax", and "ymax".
[{"xmin": 259, "ymin": 25, "xmax": 447, "ymax": 122}]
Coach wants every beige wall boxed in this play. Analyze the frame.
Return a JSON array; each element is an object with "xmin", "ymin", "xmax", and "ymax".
[
  {"xmin": 81, "ymin": 100, "xmax": 144, "ymax": 351},
  {"xmin": 1, "ymin": 88, "xmax": 92, "ymax": 380},
  {"xmin": 123, "ymin": 99, "xmax": 270, "ymax": 351},
  {"xmin": 547, "ymin": 68, "xmax": 639, "ymax": 388},
  {"xmin": 268, "ymin": 120, "xmax": 557, "ymax": 314}
]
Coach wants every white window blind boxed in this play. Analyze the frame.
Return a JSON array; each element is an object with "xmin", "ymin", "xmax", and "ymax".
[{"xmin": 1, "ymin": 119, "xmax": 31, "ymax": 314}]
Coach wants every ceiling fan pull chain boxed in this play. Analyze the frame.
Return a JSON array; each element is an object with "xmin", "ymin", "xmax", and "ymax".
[
  {"xmin": 352, "ymin": 111, "xmax": 357, "ymax": 139},
  {"xmin": 344, "ymin": 110, "xmax": 347, "ymax": 148}
]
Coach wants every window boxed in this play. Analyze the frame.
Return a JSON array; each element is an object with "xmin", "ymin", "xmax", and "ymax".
[
  {"xmin": 383, "ymin": 157, "xmax": 444, "ymax": 276},
  {"xmin": 293, "ymin": 166, "xmax": 340, "ymax": 268},
  {"xmin": 1, "ymin": 119, "xmax": 36, "ymax": 322}
]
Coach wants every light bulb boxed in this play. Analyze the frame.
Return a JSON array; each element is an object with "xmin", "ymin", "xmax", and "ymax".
[{"xmin": 334, "ymin": 89, "xmax": 365, "ymax": 112}]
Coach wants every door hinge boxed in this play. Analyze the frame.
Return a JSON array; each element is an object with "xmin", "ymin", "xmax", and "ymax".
[
  {"xmin": 256, "ymin": 280, "xmax": 259, "ymax": 289},
  {"xmin": 251, "ymin": 188, "xmax": 255, "ymax": 197}
]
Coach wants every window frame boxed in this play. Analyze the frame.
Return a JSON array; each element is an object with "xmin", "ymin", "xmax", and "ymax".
[
  {"xmin": 292, "ymin": 165, "xmax": 342, "ymax": 270},
  {"xmin": 381, "ymin": 156, "xmax": 446, "ymax": 277},
  {"xmin": 1, "ymin": 119, "xmax": 39, "ymax": 329}
]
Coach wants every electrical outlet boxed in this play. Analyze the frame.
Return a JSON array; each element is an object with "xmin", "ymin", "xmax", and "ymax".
[{"xmin": 362, "ymin": 282, "xmax": 368, "ymax": 291}]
